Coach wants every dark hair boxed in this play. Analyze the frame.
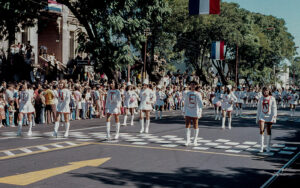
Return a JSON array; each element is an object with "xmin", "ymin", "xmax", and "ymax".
[
  {"xmin": 108, "ymin": 80, "xmax": 119, "ymax": 89},
  {"xmin": 262, "ymin": 87, "xmax": 271, "ymax": 96}
]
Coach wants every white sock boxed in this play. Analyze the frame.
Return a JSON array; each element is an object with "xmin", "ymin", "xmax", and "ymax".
[
  {"xmin": 123, "ymin": 115, "xmax": 127, "ymax": 125},
  {"xmin": 185, "ymin": 128, "xmax": 191, "ymax": 146},
  {"xmin": 222, "ymin": 117, "xmax": 225, "ymax": 129},
  {"xmin": 155, "ymin": 111, "xmax": 158, "ymax": 119},
  {"xmin": 54, "ymin": 122, "xmax": 59, "ymax": 133},
  {"xmin": 17, "ymin": 121, "xmax": 22, "ymax": 135},
  {"xmin": 130, "ymin": 115, "xmax": 134, "ymax": 125},
  {"xmin": 228, "ymin": 117, "xmax": 232, "ymax": 129},
  {"xmin": 115, "ymin": 122, "xmax": 120, "ymax": 139},
  {"xmin": 193, "ymin": 129, "xmax": 199, "ymax": 145},
  {"xmin": 160, "ymin": 111, "xmax": 162, "ymax": 119},
  {"xmin": 140, "ymin": 119, "xmax": 144, "ymax": 133},
  {"xmin": 64, "ymin": 122, "xmax": 70, "ymax": 136},
  {"xmin": 260, "ymin": 134, "xmax": 264, "ymax": 152},
  {"xmin": 27, "ymin": 121, "xmax": 33, "ymax": 135},
  {"xmin": 106, "ymin": 122, "xmax": 111, "ymax": 138},
  {"xmin": 266, "ymin": 135, "xmax": 271, "ymax": 152},
  {"xmin": 145, "ymin": 119, "xmax": 150, "ymax": 133}
]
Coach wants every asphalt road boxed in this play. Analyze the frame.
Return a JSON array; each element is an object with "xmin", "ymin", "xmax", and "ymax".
[{"xmin": 0, "ymin": 107, "xmax": 299, "ymax": 188}]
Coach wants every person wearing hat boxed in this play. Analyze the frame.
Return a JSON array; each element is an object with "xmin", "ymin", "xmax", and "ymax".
[
  {"xmin": 220, "ymin": 85, "xmax": 237, "ymax": 130},
  {"xmin": 155, "ymin": 85, "xmax": 166, "ymax": 120},
  {"xmin": 212, "ymin": 86, "xmax": 222, "ymax": 120},
  {"xmin": 122, "ymin": 82, "xmax": 139, "ymax": 126},
  {"xmin": 256, "ymin": 87, "xmax": 277, "ymax": 152},
  {"xmin": 105, "ymin": 80, "xmax": 122, "ymax": 140},
  {"xmin": 139, "ymin": 79, "xmax": 156, "ymax": 133},
  {"xmin": 182, "ymin": 81, "xmax": 203, "ymax": 146}
]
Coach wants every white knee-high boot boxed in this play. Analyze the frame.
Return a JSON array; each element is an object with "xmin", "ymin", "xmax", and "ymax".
[
  {"xmin": 122, "ymin": 115, "xmax": 127, "ymax": 126},
  {"xmin": 193, "ymin": 128, "xmax": 199, "ymax": 146},
  {"xmin": 106, "ymin": 122, "xmax": 111, "ymax": 139},
  {"xmin": 222, "ymin": 117, "xmax": 226, "ymax": 129},
  {"xmin": 145, "ymin": 119, "xmax": 150, "ymax": 133},
  {"xmin": 53, "ymin": 122, "xmax": 60, "ymax": 137},
  {"xmin": 115, "ymin": 122, "xmax": 120, "ymax": 139},
  {"xmin": 155, "ymin": 110, "xmax": 158, "ymax": 120},
  {"xmin": 185, "ymin": 128, "xmax": 191, "ymax": 146},
  {"xmin": 130, "ymin": 114, "xmax": 134, "ymax": 126},
  {"xmin": 64, "ymin": 122, "xmax": 70, "ymax": 137},
  {"xmin": 17, "ymin": 121, "xmax": 22, "ymax": 136},
  {"xmin": 215, "ymin": 109, "xmax": 218, "ymax": 120},
  {"xmin": 27, "ymin": 121, "xmax": 33, "ymax": 136},
  {"xmin": 228, "ymin": 117, "xmax": 232, "ymax": 130},
  {"xmin": 160, "ymin": 111, "xmax": 162, "ymax": 119},
  {"xmin": 140, "ymin": 119, "xmax": 144, "ymax": 133},
  {"xmin": 260, "ymin": 134, "xmax": 265, "ymax": 152},
  {"xmin": 266, "ymin": 134, "xmax": 271, "ymax": 152}
]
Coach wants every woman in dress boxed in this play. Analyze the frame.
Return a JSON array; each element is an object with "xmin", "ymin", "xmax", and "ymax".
[
  {"xmin": 105, "ymin": 80, "xmax": 122, "ymax": 140},
  {"xmin": 53, "ymin": 81, "xmax": 72, "ymax": 137},
  {"xmin": 17, "ymin": 83, "xmax": 35, "ymax": 136},
  {"xmin": 122, "ymin": 83, "xmax": 139, "ymax": 126},
  {"xmin": 221, "ymin": 86, "xmax": 237, "ymax": 130},
  {"xmin": 183, "ymin": 81, "xmax": 203, "ymax": 146},
  {"xmin": 288, "ymin": 89, "xmax": 299, "ymax": 117},
  {"xmin": 212, "ymin": 87, "xmax": 222, "ymax": 120}
]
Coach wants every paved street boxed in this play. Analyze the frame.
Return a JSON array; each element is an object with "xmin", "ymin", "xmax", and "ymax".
[{"xmin": 0, "ymin": 107, "xmax": 299, "ymax": 188}]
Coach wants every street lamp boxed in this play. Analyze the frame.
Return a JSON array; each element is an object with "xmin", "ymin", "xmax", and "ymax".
[{"xmin": 143, "ymin": 28, "xmax": 151, "ymax": 82}]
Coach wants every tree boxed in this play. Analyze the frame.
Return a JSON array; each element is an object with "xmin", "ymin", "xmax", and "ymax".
[{"xmin": 0, "ymin": 0, "xmax": 46, "ymax": 51}]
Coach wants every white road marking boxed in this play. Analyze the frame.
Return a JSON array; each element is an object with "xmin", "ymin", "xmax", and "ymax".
[
  {"xmin": 52, "ymin": 144, "xmax": 64, "ymax": 148},
  {"xmin": 19, "ymin": 148, "xmax": 33, "ymax": 153},
  {"xmin": 65, "ymin": 142, "xmax": 77, "ymax": 146},
  {"xmin": 272, "ymin": 144, "xmax": 285, "ymax": 148},
  {"xmin": 36, "ymin": 146, "xmax": 49, "ymax": 151},
  {"xmin": 193, "ymin": 147, "xmax": 209, "ymax": 150},
  {"xmin": 162, "ymin": 135, "xmax": 177, "ymax": 138},
  {"xmin": 197, "ymin": 140, "xmax": 212, "ymax": 143},
  {"xmin": 3, "ymin": 151, "xmax": 15, "ymax": 156},
  {"xmin": 131, "ymin": 142, "xmax": 148, "ymax": 145},
  {"xmin": 225, "ymin": 149, "xmax": 242, "ymax": 153},
  {"xmin": 278, "ymin": 151, "xmax": 294, "ymax": 155},
  {"xmin": 205, "ymin": 143, "xmax": 220, "ymax": 146},
  {"xmin": 216, "ymin": 139, "xmax": 230, "ymax": 142},
  {"xmin": 225, "ymin": 142, "xmax": 240, "ymax": 146},
  {"xmin": 160, "ymin": 144, "xmax": 178, "ymax": 148},
  {"xmin": 243, "ymin": 141, "xmax": 257, "ymax": 145},
  {"xmin": 215, "ymin": 145, "xmax": 232, "ymax": 149},
  {"xmin": 235, "ymin": 145, "xmax": 251, "ymax": 149},
  {"xmin": 283, "ymin": 147, "xmax": 297, "ymax": 151}
]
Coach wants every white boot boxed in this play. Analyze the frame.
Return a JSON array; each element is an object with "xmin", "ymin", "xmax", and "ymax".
[
  {"xmin": 218, "ymin": 113, "xmax": 221, "ymax": 120},
  {"xmin": 17, "ymin": 121, "xmax": 22, "ymax": 136},
  {"xmin": 130, "ymin": 115, "xmax": 134, "ymax": 126},
  {"xmin": 52, "ymin": 122, "xmax": 60, "ymax": 137},
  {"xmin": 228, "ymin": 117, "xmax": 232, "ymax": 130},
  {"xmin": 160, "ymin": 111, "xmax": 162, "ymax": 119},
  {"xmin": 64, "ymin": 122, "xmax": 70, "ymax": 137},
  {"xmin": 27, "ymin": 122, "xmax": 33, "ymax": 136},
  {"xmin": 266, "ymin": 135, "xmax": 271, "ymax": 152},
  {"xmin": 193, "ymin": 129, "xmax": 199, "ymax": 146},
  {"xmin": 290, "ymin": 109, "xmax": 293, "ymax": 117},
  {"xmin": 140, "ymin": 119, "xmax": 144, "ymax": 133},
  {"xmin": 221, "ymin": 117, "xmax": 226, "ymax": 129},
  {"xmin": 115, "ymin": 122, "xmax": 120, "ymax": 139},
  {"xmin": 145, "ymin": 119, "xmax": 150, "ymax": 133},
  {"xmin": 260, "ymin": 134, "xmax": 264, "ymax": 152},
  {"xmin": 122, "ymin": 115, "xmax": 127, "ymax": 126},
  {"xmin": 185, "ymin": 128, "xmax": 191, "ymax": 146},
  {"xmin": 106, "ymin": 122, "xmax": 111, "ymax": 140}
]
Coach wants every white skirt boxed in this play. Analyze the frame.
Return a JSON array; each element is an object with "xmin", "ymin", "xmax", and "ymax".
[
  {"xmin": 57, "ymin": 103, "xmax": 70, "ymax": 113},
  {"xmin": 19, "ymin": 103, "xmax": 35, "ymax": 113},
  {"xmin": 258, "ymin": 113, "xmax": 276, "ymax": 123},
  {"xmin": 106, "ymin": 107, "xmax": 121, "ymax": 114},
  {"xmin": 139, "ymin": 102, "xmax": 152, "ymax": 111}
]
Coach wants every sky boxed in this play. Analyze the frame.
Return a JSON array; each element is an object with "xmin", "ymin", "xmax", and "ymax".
[{"xmin": 223, "ymin": 0, "xmax": 300, "ymax": 56}]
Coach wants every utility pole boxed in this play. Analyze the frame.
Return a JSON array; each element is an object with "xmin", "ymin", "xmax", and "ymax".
[{"xmin": 235, "ymin": 44, "xmax": 239, "ymax": 86}]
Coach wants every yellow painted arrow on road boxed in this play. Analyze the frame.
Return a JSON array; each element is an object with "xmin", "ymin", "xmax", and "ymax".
[{"xmin": 0, "ymin": 157, "xmax": 111, "ymax": 186}]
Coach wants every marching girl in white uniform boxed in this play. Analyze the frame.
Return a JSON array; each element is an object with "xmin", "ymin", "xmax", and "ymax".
[
  {"xmin": 17, "ymin": 84, "xmax": 35, "ymax": 136},
  {"xmin": 288, "ymin": 89, "xmax": 299, "ymax": 117},
  {"xmin": 139, "ymin": 80, "xmax": 156, "ymax": 133},
  {"xmin": 212, "ymin": 87, "xmax": 222, "ymax": 120},
  {"xmin": 220, "ymin": 86, "xmax": 237, "ymax": 129},
  {"xmin": 105, "ymin": 80, "xmax": 122, "ymax": 140},
  {"xmin": 256, "ymin": 87, "xmax": 277, "ymax": 152},
  {"xmin": 234, "ymin": 87, "xmax": 244, "ymax": 117},
  {"xmin": 122, "ymin": 83, "xmax": 139, "ymax": 126},
  {"xmin": 183, "ymin": 81, "xmax": 203, "ymax": 146},
  {"xmin": 155, "ymin": 85, "xmax": 166, "ymax": 120},
  {"xmin": 281, "ymin": 88, "xmax": 288, "ymax": 108},
  {"xmin": 53, "ymin": 81, "xmax": 72, "ymax": 137}
]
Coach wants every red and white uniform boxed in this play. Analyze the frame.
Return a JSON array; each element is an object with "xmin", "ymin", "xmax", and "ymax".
[
  {"xmin": 221, "ymin": 93, "xmax": 237, "ymax": 111},
  {"xmin": 139, "ymin": 88, "xmax": 155, "ymax": 111},
  {"xmin": 256, "ymin": 96, "xmax": 277, "ymax": 123},
  {"xmin": 19, "ymin": 90, "xmax": 35, "ymax": 113},
  {"xmin": 124, "ymin": 90, "xmax": 139, "ymax": 108},
  {"xmin": 288, "ymin": 93, "xmax": 299, "ymax": 105},
  {"xmin": 183, "ymin": 91, "xmax": 203, "ymax": 118},
  {"xmin": 57, "ymin": 89, "xmax": 71, "ymax": 113},
  {"xmin": 105, "ymin": 89, "xmax": 121, "ymax": 114}
]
